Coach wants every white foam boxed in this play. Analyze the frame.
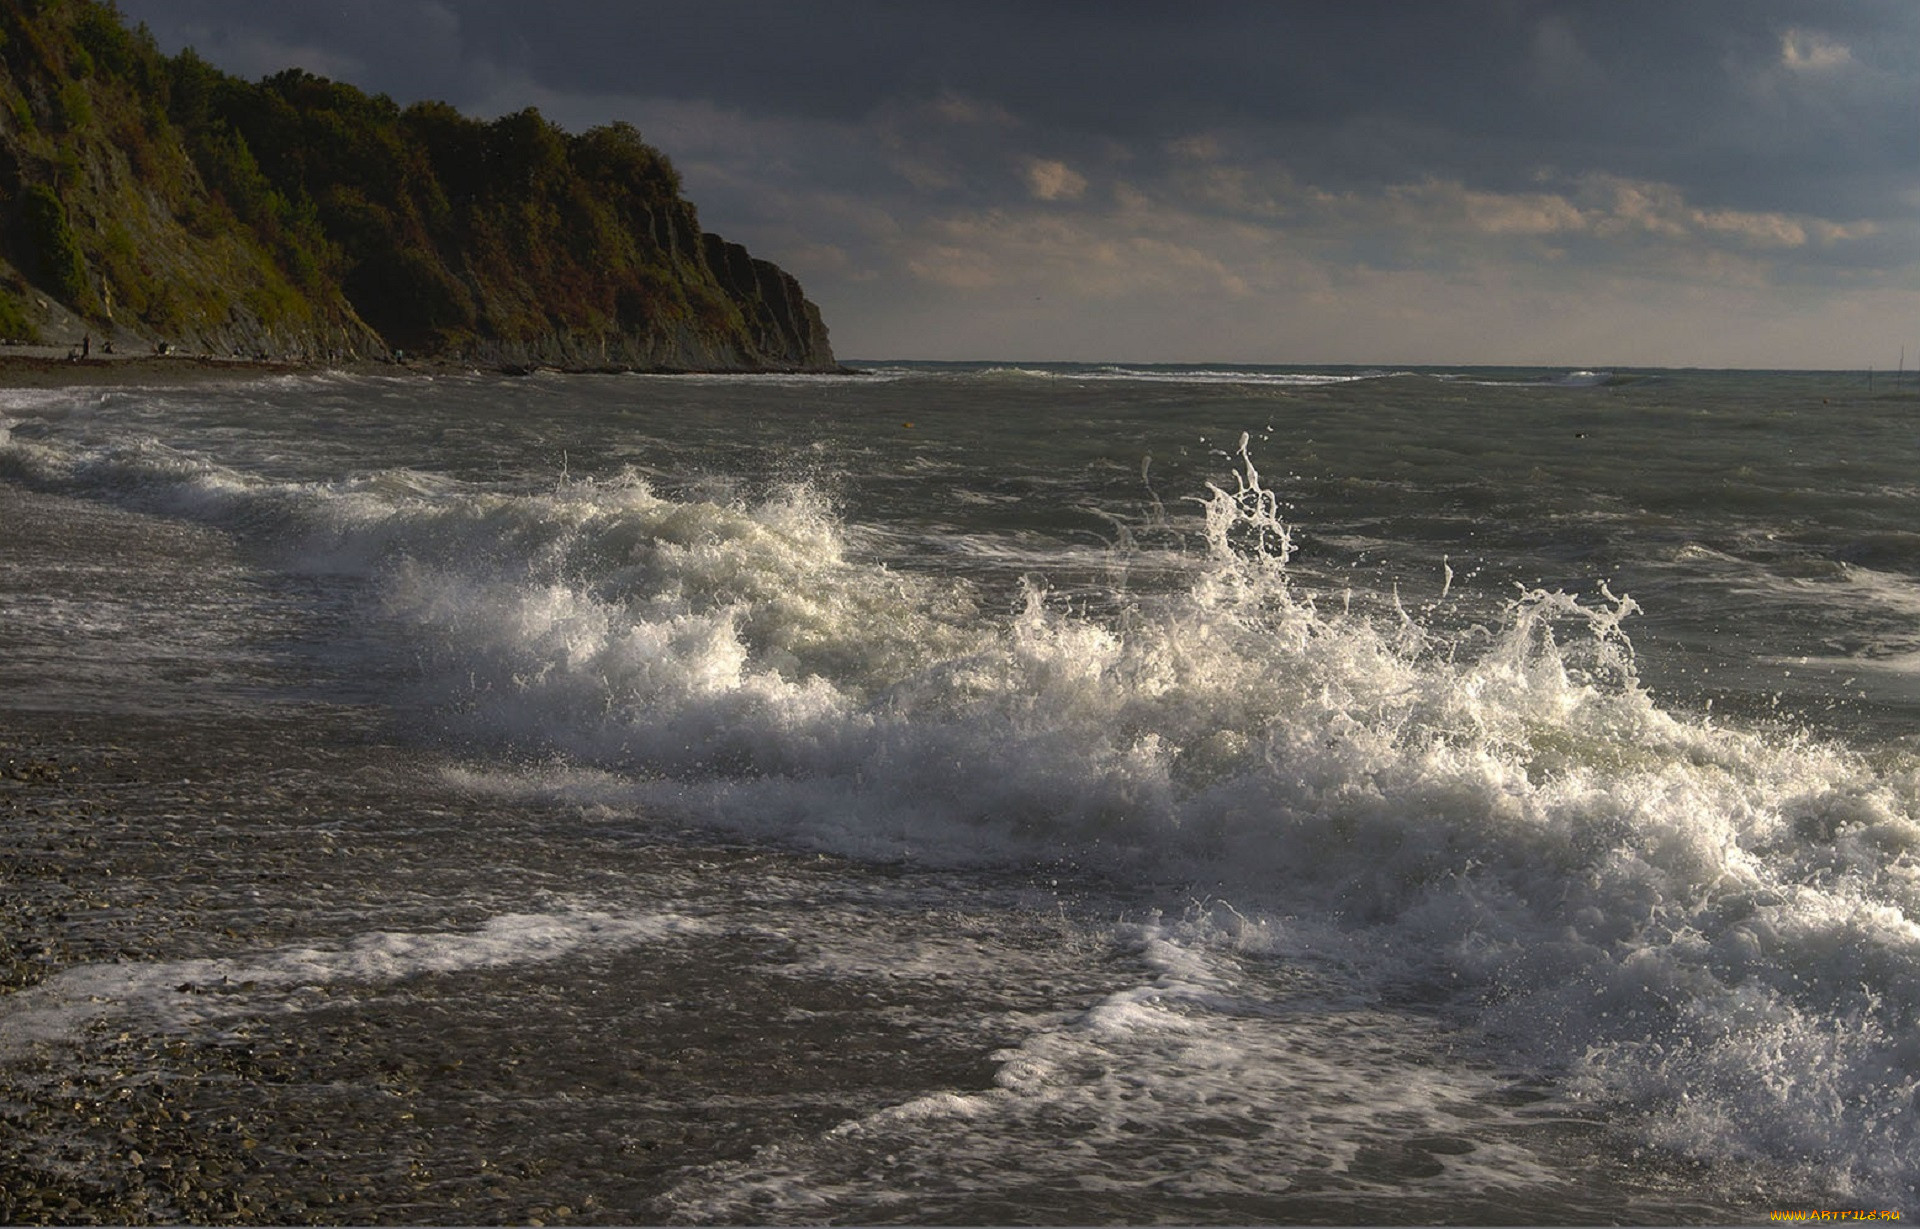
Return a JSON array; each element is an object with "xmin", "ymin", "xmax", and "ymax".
[
  {"xmin": 659, "ymin": 919, "xmax": 1573, "ymax": 1221},
  {"xmin": 398, "ymin": 446, "xmax": 1920, "ymax": 1200},
  {"xmin": 9, "ymin": 402, "xmax": 1920, "ymax": 1198},
  {"xmin": 952, "ymin": 364, "xmax": 1374, "ymax": 388},
  {"xmin": 0, "ymin": 909, "xmax": 707, "ymax": 1055}
]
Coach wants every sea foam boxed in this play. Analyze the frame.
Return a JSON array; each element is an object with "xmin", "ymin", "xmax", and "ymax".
[
  {"xmin": 0, "ymin": 909, "xmax": 707, "ymax": 1055},
  {"xmin": 6, "ymin": 402, "xmax": 1919, "ymax": 1201}
]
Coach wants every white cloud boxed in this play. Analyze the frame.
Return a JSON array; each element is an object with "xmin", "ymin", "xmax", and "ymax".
[
  {"xmin": 1463, "ymin": 190, "xmax": 1587, "ymax": 236},
  {"xmin": 1579, "ymin": 175, "xmax": 1858, "ymax": 251},
  {"xmin": 1692, "ymin": 207, "xmax": 1805, "ymax": 248},
  {"xmin": 1186, "ymin": 162, "xmax": 1293, "ymax": 219},
  {"xmin": 1780, "ymin": 29, "xmax": 1853, "ymax": 73},
  {"xmin": 930, "ymin": 92, "xmax": 1019, "ymax": 127},
  {"xmin": 1586, "ymin": 177, "xmax": 1690, "ymax": 239},
  {"xmin": 1359, "ymin": 173, "xmax": 1872, "ymax": 256},
  {"xmin": 1810, "ymin": 219, "xmax": 1880, "ymax": 244},
  {"xmin": 1024, "ymin": 158, "xmax": 1088, "ymax": 201},
  {"xmin": 1167, "ymin": 134, "xmax": 1223, "ymax": 162}
]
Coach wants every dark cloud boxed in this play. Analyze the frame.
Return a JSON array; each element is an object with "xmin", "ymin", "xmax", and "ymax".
[
  {"xmin": 122, "ymin": 1, "xmax": 1918, "ymax": 212},
  {"xmin": 118, "ymin": 0, "xmax": 1920, "ymax": 364}
]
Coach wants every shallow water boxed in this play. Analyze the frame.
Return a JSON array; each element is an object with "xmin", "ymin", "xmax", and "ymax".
[{"xmin": 2, "ymin": 363, "xmax": 1914, "ymax": 1222}]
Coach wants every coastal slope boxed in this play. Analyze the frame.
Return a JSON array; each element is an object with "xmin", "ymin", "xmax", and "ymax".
[{"xmin": 0, "ymin": 0, "xmax": 835, "ymax": 370}]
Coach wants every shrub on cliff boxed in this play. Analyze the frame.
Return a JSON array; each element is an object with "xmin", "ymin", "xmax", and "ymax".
[
  {"xmin": 0, "ymin": 283, "xmax": 35, "ymax": 341},
  {"xmin": 16, "ymin": 184, "xmax": 89, "ymax": 306}
]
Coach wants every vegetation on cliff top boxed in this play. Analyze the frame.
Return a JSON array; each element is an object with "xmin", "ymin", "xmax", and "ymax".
[{"xmin": 0, "ymin": 0, "xmax": 834, "ymax": 368}]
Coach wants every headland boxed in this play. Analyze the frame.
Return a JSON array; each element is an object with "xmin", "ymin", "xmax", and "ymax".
[{"xmin": 0, "ymin": 1, "xmax": 837, "ymax": 377}]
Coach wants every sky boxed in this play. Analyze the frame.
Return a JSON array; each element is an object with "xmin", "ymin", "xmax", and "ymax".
[{"xmin": 120, "ymin": 1, "xmax": 1920, "ymax": 367}]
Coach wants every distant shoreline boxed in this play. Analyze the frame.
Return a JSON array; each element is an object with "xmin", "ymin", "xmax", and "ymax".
[
  {"xmin": 0, "ymin": 348, "xmax": 857, "ymax": 389},
  {"xmin": 0, "ymin": 351, "xmax": 310, "ymax": 388}
]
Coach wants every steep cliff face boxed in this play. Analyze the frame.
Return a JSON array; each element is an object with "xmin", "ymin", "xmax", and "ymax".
[
  {"xmin": 0, "ymin": 2, "xmax": 382, "ymax": 357},
  {"xmin": 0, "ymin": 0, "xmax": 836, "ymax": 371},
  {"xmin": 701, "ymin": 233, "xmax": 835, "ymax": 368}
]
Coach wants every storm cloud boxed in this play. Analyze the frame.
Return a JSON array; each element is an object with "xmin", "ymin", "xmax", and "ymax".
[{"xmin": 121, "ymin": 1, "xmax": 1920, "ymax": 365}]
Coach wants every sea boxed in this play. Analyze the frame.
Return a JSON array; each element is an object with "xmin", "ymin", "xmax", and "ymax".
[{"xmin": 1, "ymin": 361, "xmax": 1916, "ymax": 1224}]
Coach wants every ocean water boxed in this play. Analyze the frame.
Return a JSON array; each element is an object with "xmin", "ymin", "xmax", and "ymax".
[{"xmin": 2, "ymin": 361, "xmax": 1916, "ymax": 1223}]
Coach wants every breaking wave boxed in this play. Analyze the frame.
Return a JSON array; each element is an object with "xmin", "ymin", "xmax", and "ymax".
[{"xmin": 6, "ymin": 409, "xmax": 1919, "ymax": 1203}]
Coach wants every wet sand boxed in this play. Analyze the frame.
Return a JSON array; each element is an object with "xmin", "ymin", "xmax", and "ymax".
[
  {"xmin": 0, "ymin": 714, "xmax": 1053, "ymax": 1224},
  {"xmin": 0, "ymin": 490, "xmax": 1069, "ymax": 1225}
]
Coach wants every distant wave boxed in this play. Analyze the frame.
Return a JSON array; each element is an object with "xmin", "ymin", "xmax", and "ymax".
[
  {"xmin": 1437, "ymin": 368, "xmax": 1653, "ymax": 389},
  {"xmin": 852, "ymin": 363, "xmax": 1384, "ymax": 387},
  {"xmin": 853, "ymin": 362, "xmax": 1659, "ymax": 390}
]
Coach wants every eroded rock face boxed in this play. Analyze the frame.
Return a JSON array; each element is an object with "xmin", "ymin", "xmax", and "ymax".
[
  {"xmin": 417, "ymin": 233, "xmax": 839, "ymax": 373},
  {"xmin": 0, "ymin": 1, "xmax": 837, "ymax": 372},
  {"xmin": 701, "ymin": 233, "xmax": 836, "ymax": 369}
]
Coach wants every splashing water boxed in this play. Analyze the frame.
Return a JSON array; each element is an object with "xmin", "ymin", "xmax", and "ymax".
[{"xmin": 5, "ymin": 380, "xmax": 1920, "ymax": 1205}]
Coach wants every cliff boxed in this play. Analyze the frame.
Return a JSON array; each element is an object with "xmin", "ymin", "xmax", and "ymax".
[{"xmin": 0, "ymin": 0, "xmax": 837, "ymax": 371}]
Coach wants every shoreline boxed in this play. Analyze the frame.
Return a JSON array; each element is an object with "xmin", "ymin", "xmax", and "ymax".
[
  {"xmin": 0, "ymin": 348, "xmax": 859, "ymax": 389},
  {"xmin": 0, "ymin": 351, "xmax": 312, "ymax": 388}
]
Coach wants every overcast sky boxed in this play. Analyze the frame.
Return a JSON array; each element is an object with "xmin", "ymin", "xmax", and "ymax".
[{"xmin": 122, "ymin": 1, "xmax": 1920, "ymax": 367}]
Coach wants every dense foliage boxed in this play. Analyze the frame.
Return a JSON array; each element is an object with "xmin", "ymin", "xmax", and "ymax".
[
  {"xmin": 18, "ymin": 183, "xmax": 85, "ymax": 302},
  {"xmin": 0, "ymin": 0, "xmax": 831, "ymax": 366}
]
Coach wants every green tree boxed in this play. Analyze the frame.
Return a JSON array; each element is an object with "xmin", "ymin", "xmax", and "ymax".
[
  {"xmin": 0, "ymin": 284, "xmax": 36, "ymax": 340},
  {"xmin": 17, "ymin": 184, "xmax": 88, "ymax": 305}
]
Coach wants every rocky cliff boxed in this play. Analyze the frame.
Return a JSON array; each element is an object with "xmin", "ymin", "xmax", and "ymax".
[{"xmin": 0, "ymin": 0, "xmax": 837, "ymax": 371}]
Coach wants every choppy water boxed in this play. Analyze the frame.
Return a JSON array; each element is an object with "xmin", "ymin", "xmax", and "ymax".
[{"xmin": 3, "ymin": 362, "xmax": 1917, "ymax": 1222}]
